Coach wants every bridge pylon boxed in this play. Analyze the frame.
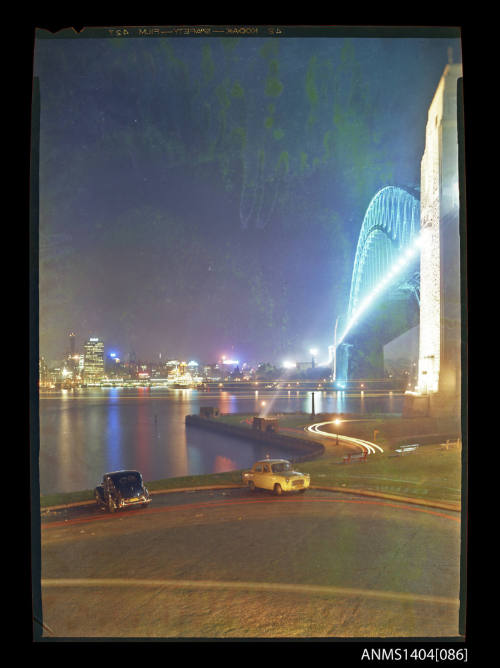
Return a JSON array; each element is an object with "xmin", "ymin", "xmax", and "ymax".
[{"xmin": 404, "ymin": 63, "xmax": 464, "ymax": 419}]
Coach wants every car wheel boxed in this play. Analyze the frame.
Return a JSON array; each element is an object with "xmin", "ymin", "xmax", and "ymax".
[
  {"xmin": 298, "ymin": 488, "xmax": 306, "ymax": 494},
  {"xmin": 248, "ymin": 481, "xmax": 255, "ymax": 492},
  {"xmin": 108, "ymin": 497, "xmax": 116, "ymax": 513},
  {"xmin": 274, "ymin": 483, "xmax": 283, "ymax": 496}
]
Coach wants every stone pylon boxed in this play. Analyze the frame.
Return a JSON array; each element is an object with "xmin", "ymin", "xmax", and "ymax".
[{"xmin": 405, "ymin": 62, "xmax": 464, "ymax": 418}]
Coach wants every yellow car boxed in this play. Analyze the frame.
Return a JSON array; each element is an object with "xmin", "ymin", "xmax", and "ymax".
[{"xmin": 241, "ymin": 458, "xmax": 310, "ymax": 495}]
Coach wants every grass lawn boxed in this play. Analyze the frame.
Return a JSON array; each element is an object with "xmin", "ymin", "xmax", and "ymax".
[{"xmin": 301, "ymin": 446, "xmax": 462, "ymax": 504}]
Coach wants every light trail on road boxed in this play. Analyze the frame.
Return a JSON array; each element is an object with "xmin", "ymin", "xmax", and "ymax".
[
  {"xmin": 42, "ymin": 495, "xmax": 460, "ymax": 530},
  {"xmin": 306, "ymin": 421, "xmax": 384, "ymax": 454},
  {"xmin": 41, "ymin": 577, "xmax": 459, "ymax": 608}
]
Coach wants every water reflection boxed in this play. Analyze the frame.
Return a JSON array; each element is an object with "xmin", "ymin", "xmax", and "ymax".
[
  {"xmin": 135, "ymin": 397, "xmax": 150, "ymax": 475},
  {"xmin": 57, "ymin": 393, "xmax": 73, "ymax": 488},
  {"xmin": 106, "ymin": 404, "xmax": 122, "ymax": 472},
  {"xmin": 218, "ymin": 391, "xmax": 237, "ymax": 414},
  {"xmin": 335, "ymin": 391, "xmax": 346, "ymax": 414},
  {"xmin": 213, "ymin": 455, "xmax": 237, "ymax": 473}
]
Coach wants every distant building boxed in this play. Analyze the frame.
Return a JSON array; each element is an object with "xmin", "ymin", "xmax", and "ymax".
[
  {"xmin": 67, "ymin": 332, "xmax": 80, "ymax": 373},
  {"xmin": 83, "ymin": 337, "xmax": 105, "ymax": 381},
  {"xmin": 69, "ymin": 332, "xmax": 76, "ymax": 356},
  {"xmin": 295, "ymin": 362, "xmax": 313, "ymax": 371},
  {"xmin": 203, "ymin": 364, "xmax": 221, "ymax": 380},
  {"xmin": 39, "ymin": 357, "xmax": 49, "ymax": 387}
]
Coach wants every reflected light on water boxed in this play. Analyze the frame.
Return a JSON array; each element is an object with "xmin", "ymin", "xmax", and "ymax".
[
  {"xmin": 213, "ymin": 455, "xmax": 237, "ymax": 473},
  {"xmin": 106, "ymin": 404, "xmax": 122, "ymax": 472},
  {"xmin": 334, "ymin": 390, "xmax": 346, "ymax": 414},
  {"xmin": 135, "ymin": 399, "xmax": 150, "ymax": 474},
  {"xmin": 187, "ymin": 444, "xmax": 203, "ymax": 473},
  {"xmin": 219, "ymin": 391, "xmax": 237, "ymax": 414},
  {"xmin": 57, "ymin": 393, "xmax": 74, "ymax": 489}
]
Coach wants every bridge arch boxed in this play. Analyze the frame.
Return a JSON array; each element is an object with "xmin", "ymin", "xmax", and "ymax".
[
  {"xmin": 335, "ymin": 185, "xmax": 421, "ymax": 382},
  {"xmin": 347, "ymin": 186, "xmax": 420, "ymax": 325}
]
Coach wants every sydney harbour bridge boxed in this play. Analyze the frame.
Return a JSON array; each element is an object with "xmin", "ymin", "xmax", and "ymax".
[{"xmin": 331, "ymin": 63, "xmax": 464, "ymax": 418}]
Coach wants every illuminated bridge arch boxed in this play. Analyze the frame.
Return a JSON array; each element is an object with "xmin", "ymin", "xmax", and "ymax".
[{"xmin": 339, "ymin": 186, "xmax": 421, "ymax": 346}]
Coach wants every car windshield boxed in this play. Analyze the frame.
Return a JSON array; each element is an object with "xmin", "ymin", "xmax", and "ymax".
[
  {"xmin": 271, "ymin": 462, "xmax": 292, "ymax": 473},
  {"xmin": 118, "ymin": 474, "xmax": 141, "ymax": 485},
  {"xmin": 112, "ymin": 473, "xmax": 143, "ymax": 494}
]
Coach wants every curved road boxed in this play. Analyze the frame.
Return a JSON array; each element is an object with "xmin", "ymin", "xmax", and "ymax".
[
  {"xmin": 306, "ymin": 420, "xmax": 385, "ymax": 454},
  {"xmin": 40, "ymin": 487, "xmax": 462, "ymax": 639}
]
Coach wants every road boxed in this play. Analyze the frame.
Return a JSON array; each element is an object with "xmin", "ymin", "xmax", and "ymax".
[{"xmin": 39, "ymin": 488, "xmax": 463, "ymax": 639}]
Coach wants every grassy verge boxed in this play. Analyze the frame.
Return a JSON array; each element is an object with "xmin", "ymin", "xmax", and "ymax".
[
  {"xmin": 39, "ymin": 471, "xmax": 244, "ymax": 509},
  {"xmin": 301, "ymin": 447, "xmax": 462, "ymax": 503},
  {"xmin": 40, "ymin": 412, "xmax": 462, "ymax": 508}
]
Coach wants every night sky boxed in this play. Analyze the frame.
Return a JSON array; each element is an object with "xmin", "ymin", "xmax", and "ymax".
[{"xmin": 34, "ymin": 27, "xmax": 462, "ymax": 366}]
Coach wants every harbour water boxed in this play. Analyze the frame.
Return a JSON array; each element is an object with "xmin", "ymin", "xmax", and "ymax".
[{"xmin": 37, "ymin": 387, "xmax": 404, "ymax": 495}]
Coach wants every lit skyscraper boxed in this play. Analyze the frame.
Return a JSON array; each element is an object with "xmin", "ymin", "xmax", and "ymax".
[
  {"xmin": 83, "ymin": 337, "xmax": 104, "ymax": 381},
  {"xmin": 69, "ymin": 331, "xmax": 76, "ymax": 356},
  {"xmin": 67, "ymin": 332, "xmax": 78, "ymax": 371}
]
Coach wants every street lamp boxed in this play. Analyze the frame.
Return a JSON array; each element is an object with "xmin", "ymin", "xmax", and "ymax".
[{"xmin": 334, "ymin": 418, "xmax": 341, "ymax": 446}]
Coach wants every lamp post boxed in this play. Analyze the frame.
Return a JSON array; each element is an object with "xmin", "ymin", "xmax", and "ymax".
[{"xmin": 334, "ymin": 418, "xmax": 341, "ymax": 446}]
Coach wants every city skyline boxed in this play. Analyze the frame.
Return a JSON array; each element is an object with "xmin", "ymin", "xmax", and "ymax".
[
  {"xmin": 41, "ymin": 322, "xmax": 420, "ymax": 382},
  {"xmin": 42, "ymin": 329, "xmax": 331, "ymax": 370},
  {"xmin": 35, "ymin": 28, "xmax": 462, "ymax": 366}
]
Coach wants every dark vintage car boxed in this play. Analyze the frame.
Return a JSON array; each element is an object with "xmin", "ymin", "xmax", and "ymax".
[{"xmin": 95, "ymin": 470, "xmax": 152, "ymax": 512}]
